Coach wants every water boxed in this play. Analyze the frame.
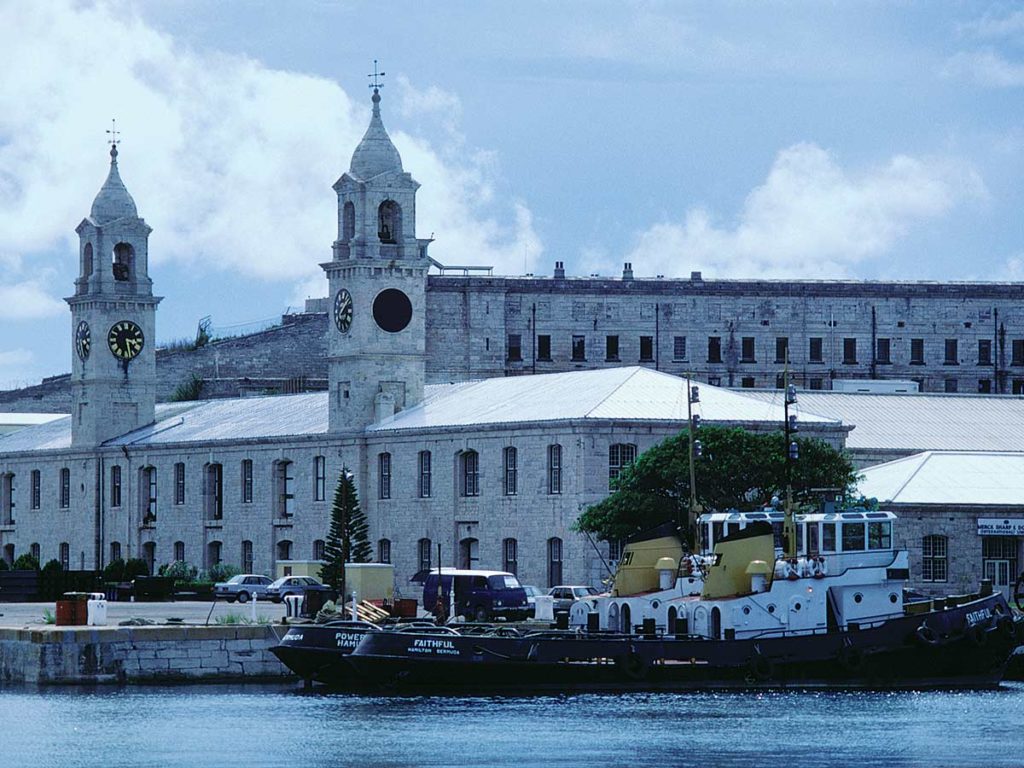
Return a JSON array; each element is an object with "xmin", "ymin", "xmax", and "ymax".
[{"xmin": 2, "ymin": 683, "xmax": 1023, "ymax": 767}]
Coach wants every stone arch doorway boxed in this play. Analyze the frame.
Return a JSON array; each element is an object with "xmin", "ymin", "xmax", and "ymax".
[{"xmin": 459, "ymin": 537, "xmax": 479, "ymax": 570}]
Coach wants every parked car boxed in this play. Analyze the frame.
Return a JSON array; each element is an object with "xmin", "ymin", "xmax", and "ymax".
[
  {"xmin": 548, "ymin": 585, "xmax": 601, "ymax": 614},
  {"xmin": 417, "ymin": 568, "xmax": 530, "ymax": 622},
  {"xmin": 213, "ymin": 574, "xmax": 273, "ymax": 604},
  {"xmin": 266, "ymin": 575, "xmax": 328, "ymax": 603},
  {"xmin": 521, "ymin": 585, "xmax": 544, "ymax": 617}
]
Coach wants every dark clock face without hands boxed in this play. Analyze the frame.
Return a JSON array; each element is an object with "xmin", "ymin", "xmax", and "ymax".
[
  {"xmin": 75, "ymin": 321, "xmax": 91, "ymax": 361},
  {"xmin": 108, "ymin": 320, "xmax": 145, "ymax": 361},
  {"xmin": 372, "ymin": 288, "xmax": 413, "ymax": 333},
  {"xmin": 334, "ymin": 288, "xmax": 353, "ymax": 333}
]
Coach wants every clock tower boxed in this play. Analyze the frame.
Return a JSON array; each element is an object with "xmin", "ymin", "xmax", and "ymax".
[
  {"xmin": 323, "ymin": 81, "xmax": 431, "ymax": 432},
  {"xmin": 67, "ymin": 141, "xmax": 161, "ymax": 447}
]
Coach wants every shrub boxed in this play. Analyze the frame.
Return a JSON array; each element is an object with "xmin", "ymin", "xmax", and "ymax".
[
  {"xmin": 0, "ymin": 559, "xmax": 8, "ymax": 572},
  {"xmin": 41, "ymin": 558, "xmax": 62, "ymax": 576},
  {"xmin": 160, "ymin": 560, "xmax": 198, "ymax": 582},
  {"xmin": 13, "ymin": 553, "xmax": 40, "ymax": 571},
  {"xmin": 124, "ymin": 558, "xmax": 150, "ymax": 580},
  {"xmin": 207, "ymin": 563, "xmax": 240, "ymax": 583},
  {"xmin": 103, "ymin": 558, "xmax": 127, "ymax": 583}
]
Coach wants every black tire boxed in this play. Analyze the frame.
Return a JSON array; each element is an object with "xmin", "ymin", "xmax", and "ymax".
[
  {"xmin": 996, "ymin": 616, "xmax": 1016, "ymax": 641},
  {"xmin": 237, "ymin": 591, "xmax": 249, "ymax": 604},
  {"xmin": 617, "ymin": 653, "xmax": 648, "ymax": 681},
  {"xmin": 473, "ymin": 605, "xmax": 489, "ymax": 622},
  {"xmin": 838, "ymin": 645, "xmax": 865, "ymax": 672},
  {"xmin": 914, "ymin": 623, "xmax": 940, "ymax": 647},
  {"xmin": 966, "ymin": 624, "xmax": 988, "ymax": 647},
  {"xmin": 226, "ymin": 597, "xmax": 236, "ymax": 604},
  {"xmin": 747, "ymin": 654, "xmax": 773, "ymax": 682}
]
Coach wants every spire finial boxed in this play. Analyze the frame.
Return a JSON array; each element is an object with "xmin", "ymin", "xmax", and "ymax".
[
  {"xmin": 106, "ymin": 118, "xmax": 121, "ymax": 161},
  {"xmin": 368, "ymin": 59, "xmax": 385, "ymax": 111}
]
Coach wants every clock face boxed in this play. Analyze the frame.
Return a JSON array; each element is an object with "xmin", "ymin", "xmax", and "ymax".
[
  {"xmin": 75, "ymin": 321, "xmax": 91, "ymax": 361},
  {"xmin": 372, "ymin": 288, "xmax": 413, "ymax": 333},
  {"xmin": 333, "ymin": 288, "xmax": 353, "ymax": 333},
  {"xmin": 107, "ymin": 320, "xmax": 145, "ymax": 361}
]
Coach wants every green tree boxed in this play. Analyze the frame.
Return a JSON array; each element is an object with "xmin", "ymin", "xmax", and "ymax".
[
  {"xmin": 12, "ymin": 553, "xmax": 39, "ymax": 571},
  {"xmin": 574, "ymin": 426, "xmax": 859, "ymax": 545},
  {"xmin": 320, "ymin": 468, "xmax": 372, "ymax": 600}
]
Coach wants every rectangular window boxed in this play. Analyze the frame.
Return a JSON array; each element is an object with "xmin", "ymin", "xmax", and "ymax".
[
  {"xmin": 548, "ymin": 444, "xmax": 562, "ymax": 495},
  {"xmin": 1013, "ymin": 339, "xmax": 1024, "ymax": 366},
  {"xmin": 741, "ymin": 337, "xmax": 755, "ymax": 363},
  {"xmin": 242, "ymin": 540, "xmax": 254, "ymax": 573},
  {"xmin": 462, "ymin": 451, "xmax": 480, "ymax": 497},
  {"xmin": 174, "ymin": 541, "xmax": 185, "ymax": 563},
  {"xmin": 274, "ymin": 461, "xmax": 293, "ymax": 517},
  {"xmin": 30, "ymin": 470, "xmax": 40, "ymax": 510},
  {"xmin": 868, "ymin": 522, "xmax": 891, "ymax": 550},
  {"xmin": 419, "ymin": 450, "xmax": 432, "ymax": 498},
  {"xmin": 1015, "ymin": 379, "xmax": 1024, "ymax": 395},
  {"xmin": 110, "ymin": 541, "xmax": 121, "ymax": 563},
  {"xmin": 842, "ymin": 338, "xmax": 857, "ymax": 364},
  {"xmin": 944, "ymin": 338, "xmax": 958, "ymax": 365},
  {"xmin": 503, "ymin": 538, "xmax": 518, "ymax": 575},
  {"xmin": 673, "ymin": 336, "xmax": 687, "ymax": 361},
  {"xmin": 741, "ymin": 377, "xmax": 755, "ymax": 388},
  {"xmin": 503, "ymin": 446, "xmax": 518, "ymax": 496},
  {"xmin": 608, "ymin": 539, "xmax": 623, "ymax": 562},
  {"xmin": 808, "ymin": 337, "xmax": 823, "ymax": 363},
  {"xmin": 537, "ymin": 335, "xmax": 551, "ymax": 361},
  {"xmin": 841, "ymin": 523, "xmax": 865, "ymax": 552},
  {"xmin": 59, "ymin": 467, "xmax": 70, "ymax": 508},
  {"xmin": 979, "ymin": 379, "xmax": 992, "ymax": 394},
  {"xmin": 418, "ymin": 539, "xmax": 432, "ymax": 572},
  {"xmin": 944, "ymin": 378, "xmax": 958, "ymax": 393},
  {"xmin": 639, "ymin": 336, "xmax": 654, "ymax": 362},
  {"xmin": 809, "ymin": 378, "xmax": 823, "ymax": 390},
  {"xmin": 378, "ymin": 539, "xmax": 391, "ymax": 564},
  {"xmin": 174, "ymin": 462, "xmax": 185, "ymax": 505},
  {"xmin": 314, "ymin": 456, "xmax": 326, "ymax": 501},
  {"xmin": 110, "ymin": 465, "xmax": 122, "ymax": 508},
  {"xmin": 922, "ymin": 535, "xmax": 948, "ymax": 582},
  {"xmin": 1, "ymin": 473, "xmax": 14, "ymax": 526},
  {"xmin": 910, "ymin": 338, "xmax": 925, "ymax": 365},
  {"xmin": 571, "ymin": 335, "xmax": 586, "ymax": 361},
  {"xmin": 60, "ymin": 542, "xmax": 69, "ymax": 571},
  {"xmin": 876, "ymin": 338, "xmax": 891, "ymax": 365},
  {"xmin": 507, "ymin": 333, "xmax": 522, "ymax": 362},
  {"xmin": 608, "ymin": 443, "xmax": 637, "ymax": 489},
  {"xmin": 206, "ymin": 463, "xmax": 223, "ymax": 520},
  {"xmin": 775, "ymin": 337, "xmax": 789, "ymax": 364},
  {"xmin": 821, "ymin": 523, "xmax": 836, "ymax": 552},
  {"xmin": 978, "ymin": 339, "xmax": 992, "ymax": 366},
  {"xmin": 378, "ymin": 452, "xmax": 391, "ymax": 500},
  {"xmin": 605, "ymin": 335, "xmax": 619, "ymax": 361},
  {"xmin": 241, "ymin": 459, "xmax": 253, "ymax": 504},
  {"xmin": 707, "ymin": 336, "xmax": 722, "ymax": 363},
  {"xmin": 142, "ymin": 467, "xmax": 157, "ymax": 521}
]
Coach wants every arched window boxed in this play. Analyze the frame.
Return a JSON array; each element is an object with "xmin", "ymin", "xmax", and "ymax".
[
  {"xmin": 378, "ymin": 538, "xmax": 391, "ymax": 564},
  {"xmin": 273, "ymin": 460, "xmax": 294, "ymax": 518},
  {"xmin": 377, "ymin": 200, "xmax": 402, "ymax": 244},
  {"xmin": 460, "ymin": 450, "xmax": 480, "ymax": 497},
  {"xmin": 547, "ymin": 537, "xmax": 563, "ymax": 587},
  {"xmin": 922, "ymin": 535, "xmax": 948, "ymax": 582},
  {"xmin": 30, "ymin": 542, "xmax": 40, "ymax": 563},
  {"xmin": 418, "ymin": 538, "xmax": 432, "ymax": 572},
  {"xmin": 173, "ymin": 541, "xmax": 185, "ymax": 563},
  {"xmin": 608, "ymin": 443, "xmax": 637, "ymax": 489},
  {"xmin": 241, "ymin": 540, "xmax": 254, "ymax": 573},
  {"xmin": 204, "ymin": 462, "xmax": 223, "ymax": 520},
  {"xmin": 459, "ymin": 537, "xmax": 479, "ymax": 570},
  {"xmin": 276, "ymin": 539, "xmax": 293, "ymax": 562},
  {"xmin": 109, "ymin": 541, "xmax": 121, "ymax": 563},
  {"xmin": 503, "ymin": 538, "xmax": 518, "ymax": 575},
  {"xmin": 82, "ymin": 242, "xmax": 93, "ymax": 277},
  {"xmin": 342, "ymin": 201, "xmax": 356, "ymax": 241},
  {"xmin": 313, "ymin": 539, "xmax": 326, "ymax": 561},
  {"xmin": 503, "ymin": 447, "xmax": 517, "ymax": 496},
  {"xmin": 711, "ymin": 606, "xmax": 722, "ymax": 640},
  {"xmin": 547, "ymin": 444, "xmax": 562, "ymax": 494},
  {"xmin": 206, "ymin": 540, "xmax": 222, "ymax": 570},
  {"xmin": 112, "ymin": 242, "xmax": 134, "ymax": 281}
]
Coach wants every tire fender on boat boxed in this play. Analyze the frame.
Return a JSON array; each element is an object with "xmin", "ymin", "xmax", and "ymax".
[
  {"xmin": 965, "ymin": 623, "xmax": 988, "ymax": 647},
  {"xmin": 914, "ymin": 623, "xmax": 940, "ymax": 647},
  {"xmin": 996, "ymin": 616, "xmax": 1016, "ymax": 642},
  {"xmin": 838, "ymin": 645, "xmax": 865, "ymax": 672},
  {"xmin": 747, "ymin": 653, "xmax": 773, "ymax": 681},
  {"xmin": 617, "ymin": 653, "xmax": 649, "ymax": 681}
]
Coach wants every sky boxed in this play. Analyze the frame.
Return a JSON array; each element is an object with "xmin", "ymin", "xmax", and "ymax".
[{"xmin": 1, "ymin": 0, "xmax": 1023, "ymax": 390}]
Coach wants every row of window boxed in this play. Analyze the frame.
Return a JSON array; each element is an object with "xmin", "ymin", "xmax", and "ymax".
[
  {"xmin": 100, "ymin": 538, "xmax": 324, "ymax": 575},
  {"xmin": 508, "ymin": 334, "xmax": 1024, "ymax": 367},
  {"xmin": 388, "ymin": 536, "xmax": 566, "ymax": 588}
]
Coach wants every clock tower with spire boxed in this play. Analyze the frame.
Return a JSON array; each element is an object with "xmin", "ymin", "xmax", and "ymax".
[
  {"xmin": 66, "ymin": 135, "xmax": 161, "ymax": 447},
  {"xmin": 323, "ymin": 69, "xmax": 431, "ymax": 432}
]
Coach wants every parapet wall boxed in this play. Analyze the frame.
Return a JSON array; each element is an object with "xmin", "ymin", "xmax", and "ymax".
[{"xmin": 0, "ymin": 624, "xmax": 291, "ymax": 684}]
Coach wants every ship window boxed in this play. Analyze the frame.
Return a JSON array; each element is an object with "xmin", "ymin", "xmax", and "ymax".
[
  {"xmin": 712, "ymin": 521, "xmax": 724, "ymax": 545},
  {"xmin": 821, "ymin": 523, "xmax": 836, "ymax": 552},
  {"xmin": 867, "ymin": 522, "xmax": 891, "ymax": 550},
  {"xmin": 771, "ymin": 522, "xmax": 783, "ymax": 548},
  {"xmin": 841, "ymin": 523, "xmax": 865, "ymax": 552},
  {"xmin": 726, "ymin": 522, "xmax": 741, "ymax": 537}
]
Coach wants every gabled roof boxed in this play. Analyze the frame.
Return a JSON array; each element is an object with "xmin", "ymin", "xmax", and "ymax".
[
  {"xmin": 743, "ymin": 389, "xmax": 1024, "ymax": 453},
  {"xmin": 857, "ymin": 450, "xmax": 1024, "ymax": 506},
  {"xmin": 370, "ymin": 366, "xmax": 840, "ymax": 432}
]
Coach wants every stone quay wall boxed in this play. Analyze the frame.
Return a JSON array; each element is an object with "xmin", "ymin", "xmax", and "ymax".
[{"xmin": 0, "ymin": 624, "xmax": 291, "ymax": 684}]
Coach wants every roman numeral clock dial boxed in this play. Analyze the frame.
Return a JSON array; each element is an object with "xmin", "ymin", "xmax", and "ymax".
[
  {"xmin": 75, "ymin": 321, "xmax": 91, "ymax": 361},
  {"xmin": 107, "ymin": 320, "xmax": 145, "ymax": 362},
  {"xmin": 334, "ymin": 289, "xmax": 353, "ymax": 333}
]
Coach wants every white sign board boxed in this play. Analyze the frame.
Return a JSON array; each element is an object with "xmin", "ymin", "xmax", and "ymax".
[{"xmin": 976, "ymin": 518, "xmax": 1024, "ymax": 537}]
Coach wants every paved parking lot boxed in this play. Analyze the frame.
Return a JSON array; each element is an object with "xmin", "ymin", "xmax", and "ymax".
[{"xmin": 0, "ymin": 599, "xmax": 287, "ymax": 628}]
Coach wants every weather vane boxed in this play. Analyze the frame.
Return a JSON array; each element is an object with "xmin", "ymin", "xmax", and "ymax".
[
  {"xmin": 368, "ymin": 59, "xmax": 386, "ymax": 90},
  {"xmin": 106, "ymin": 118, "xmax": 121, "ymax": 148}
]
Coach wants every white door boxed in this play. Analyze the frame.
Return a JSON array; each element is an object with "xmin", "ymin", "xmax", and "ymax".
[{"xmin": 983, "ymin": 559, "xmax": 1011, "ymax": 600}]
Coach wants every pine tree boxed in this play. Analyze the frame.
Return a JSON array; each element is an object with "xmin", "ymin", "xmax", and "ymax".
[{"xmin": 320, "ymin": 468, "xmax": 372, "ymax": 600}]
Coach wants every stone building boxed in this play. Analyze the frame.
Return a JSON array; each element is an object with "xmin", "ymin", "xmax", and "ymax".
[{"xmin": 0, "ymin": 87, "xmax": 849, "ymax": 589}]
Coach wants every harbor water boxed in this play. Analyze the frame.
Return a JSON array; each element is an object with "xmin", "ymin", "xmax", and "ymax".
[{"xmin": 2, "ymin": 683, "xmax": 1024, "ymax": 767}]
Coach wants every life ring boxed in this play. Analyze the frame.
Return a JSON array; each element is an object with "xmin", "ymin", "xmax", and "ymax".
[
  {"xmin": 747, "ymin": 653, "xmax": 774, "ymax": 682},
  {"xmin": 914, "ymin": 624, "xmax": 940, "ymax": 647},
  {"xmin": 838, "ymin": 645, "xmax": 865, "ymax": 672},
  {"xmin": 617, "ymin": 653, "xmax": 649, "ymax": 681}
]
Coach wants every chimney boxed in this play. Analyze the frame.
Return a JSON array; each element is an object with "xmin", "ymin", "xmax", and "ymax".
[
  {"xmin": 691, "ymin": 271, "xmax": 703, "ymax": 282},
  {"xmin": 554, "ymin": 261, "xmax": 565, "ymax": 279},
  {"xmin": 622, "ymin": 262, "xmax": 633, "ymax": 280}
]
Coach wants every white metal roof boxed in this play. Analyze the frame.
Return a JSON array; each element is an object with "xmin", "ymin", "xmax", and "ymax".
[
  {"xmin": 370, "ymin": 366, "xmax": 840, "ymax": 432},
  {"xmin": 857, "ymin": 451, "xmax": 1024, "ymax": 506},
  {"xmin": 744, "ymin": 390, "xmax": 1024, "ymax": 452}
]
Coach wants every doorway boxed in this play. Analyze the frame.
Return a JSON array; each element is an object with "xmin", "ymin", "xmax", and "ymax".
[
  {"xmin": 982, "ymin": 536, "xmax": 1018, "ymax": 600},
  {"xmin": 459, "ymin": 537, "xmax": 479, "ymax": 570}
]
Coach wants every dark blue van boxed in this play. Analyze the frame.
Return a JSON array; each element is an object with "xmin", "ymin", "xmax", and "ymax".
[{"xmin": 420, "ymin": 568, "xmax": 529, "ymax": 622}]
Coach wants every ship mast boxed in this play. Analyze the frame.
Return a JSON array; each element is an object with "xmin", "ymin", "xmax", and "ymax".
[
  {"xmin": 686, "ymin": 374, "xmax": 703, "ymax": 550},
  {"xmin": 782, "ymin": 355, "xmax": 799, "ymax": 560}
]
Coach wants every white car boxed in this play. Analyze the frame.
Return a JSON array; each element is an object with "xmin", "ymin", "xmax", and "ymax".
[
  {"xmin": 548, "ymin": 585, "xmax": 601, "ymax": 613},
  {"xmin": 213, "ymin": 574, "xmax": 273, "ymax": 603}
]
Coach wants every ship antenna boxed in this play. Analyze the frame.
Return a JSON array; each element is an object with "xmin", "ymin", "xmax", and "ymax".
[{"xmin": 783, "ymin": 352, "xmax": 799, "ymax": 560}]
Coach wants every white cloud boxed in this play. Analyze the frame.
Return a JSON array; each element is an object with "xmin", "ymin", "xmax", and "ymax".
[
  {"xmin": 0, "ymin": 0, "xmax": 541, "ymax": 307},
  {"xmin": 1002, "ymin": 254, "xmax": 1024, "ymax": 280},
  {"xmin": 588, "ymin": 143, "xmax": 984, "ymax": 280},
  {"xmin": 944, "ymin": 49, "xmax": 1024, "ymax": 88},
  {"xmin": 0, "ymin": 348, "xmax": 38, "ymax": 391},
  {"xmin": 0, "ymin": 281, "xmax": 66, "ymax": 320},
  {"xmin": 960, "ymin": 9, "xmax": 1024, "ymax": 41}
]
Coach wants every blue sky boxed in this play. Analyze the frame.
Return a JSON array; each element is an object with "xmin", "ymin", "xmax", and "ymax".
[{"xmin": 2, "ymin": 1, "xmax": 1023, "ymax": 389}]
